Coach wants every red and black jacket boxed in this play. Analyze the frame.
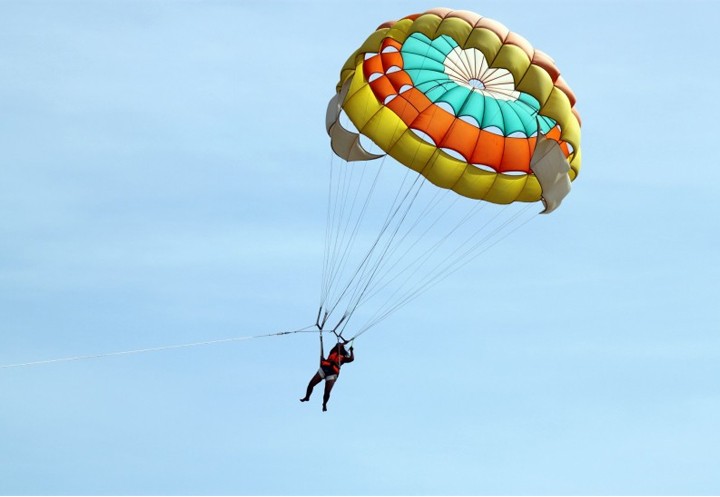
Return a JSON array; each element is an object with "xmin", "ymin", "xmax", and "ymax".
[{"xmin": 321, "ymin": 347, "xmax": 354, "ymax": 374}]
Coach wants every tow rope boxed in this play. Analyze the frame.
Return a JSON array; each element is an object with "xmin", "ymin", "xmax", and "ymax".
[{"xmin": 0, "ymin": 325, "xmax": 317, "ymax": 370}]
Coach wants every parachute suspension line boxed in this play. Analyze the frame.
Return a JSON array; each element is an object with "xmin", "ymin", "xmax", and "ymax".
[
  {"xmin": 332, "ymin": 125, "xmax": 471, "ymax": 333},
  {"xmin": 357, "ymin": 197, "xmax": 486, "ymax": 308},
  {"xmin": 334, "ymin": 80, "xmax": 489, "ymax": 331},
  {"xmin": 330, "ymin": 83, "xmax": 463, "ymax": 327},
  {"xmin": 348, "ymin": 177, "xmax": 451, "ymax": 301},
  {"xmin": 0, "ymin": 325, "xmax": 319, "ymax": 370},
  {"xmin": 323, "ymin": 64, "xmax": 516, "ymax": 335},
  {"xmin": 372, "ymin": 204, "xmax": 533, "ymax": 325},
  {"xmin": 363, "ymin": 182, "xmax": 482, "ymax": 293},
  {"xmin": 357, "ymin": 205, "xmax": 530, "ymax": 337},
  {"xmin": 337, "ymin": 91, "xmax": 540, "ymax": 335},
  {"xmin": 322, "ymin": 154, "xmax": 357, "ymax": 310},
  {"xmin": 320, "ymin": 151, "xmax": 339, "ymax": 309},
  {"xmin": 351, "ymin": 202, "xmax": 506, "ymax": 335},
  {"xmin": 376, "ymin": 186, "xmax": 460, "ymax": 266},
  {"xmin": 319, "ymin": 56, "xmax": 449, "ymax": 330},
  {"xmin": 320, "ymin": 152, "xmax": 342, "ymax": 308},
  {"xmin": 348, "ymin": 187, "xmax": 460, "ymax": 314},
  {"xmin": 322, "ymin": 159, "xmax": 352, "ymax": 306},
  {"xmin": 347, "ymin": 82, "xmax": 486, "ymax": 308},
  {"xmin": 322, "ymin": 150, "xmax": 355, "ymax": 304},
  {"xmin": 325, "ymin": 157, "xmax": 367, "ymax": 296},
  {"xmin": 320, "ymin": 154, "xmax": 388, "ymax": 314},
  {"xmin": 346, "ymin": 79, "xmax": 512, "ymax": 314},
  {"xmin": 323, "ymin": 173, "xmax": 413, "ymax": 333},
  {"xmin": 320, "ymin": 79, "xmax": 396, "ymax": 324},
  {"xmin": 326, "ymin": 67, "xmax": 456, "ymax": 309},
  {"xmin": 328, "ymin": 158, "xmax": 428, "ymax": 333},
  {"xmin": 351, "ymin": 204, "xmax": 538, "ymax": 339},
  {"xmin": 324, "ymin": 69, "xmax": 388, "ymax": 293},
  {"xmin": 339, "ymin": 172, "xmax": 428, "ymax": 330},
  {"xmin": 320, "ymin": 116, "xmax": 425, "ymax": 328}
]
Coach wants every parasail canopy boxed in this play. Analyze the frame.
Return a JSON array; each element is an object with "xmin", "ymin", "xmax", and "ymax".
[{"xmin": 327, "ymin": 8, "xmax": 581, "ymax": 213}]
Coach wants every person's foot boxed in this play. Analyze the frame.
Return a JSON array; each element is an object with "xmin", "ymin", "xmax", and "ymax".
[
  {"xmin": 322, "ymin": 404, "xmax": 327, "ymax": 412},
  {"xmin": 300, "ymin": 397, "xmax": 309, "ymax": 402}
]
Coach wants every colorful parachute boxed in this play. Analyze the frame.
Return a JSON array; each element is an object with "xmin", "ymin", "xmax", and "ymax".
[
  {"xmin": 318, "ymin": 9, "xmax": 582, "ymax": 337},
  {"xmin": 327, "ymin": 8, "xmax": 581, "ymax": 213}
]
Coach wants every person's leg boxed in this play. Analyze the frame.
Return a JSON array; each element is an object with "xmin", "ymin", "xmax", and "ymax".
[
  {"xmin": 300, "ymin": 373, "xmax": 323, "ymax": 402},
  {"xmin": 322, "ymin": 379, "xmax": 336, "ymax": 411}
]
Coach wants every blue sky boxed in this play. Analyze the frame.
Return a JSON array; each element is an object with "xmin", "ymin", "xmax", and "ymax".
[{"xmin": 1, "ymin": 0, "xmax": 719, "ymax": 495}]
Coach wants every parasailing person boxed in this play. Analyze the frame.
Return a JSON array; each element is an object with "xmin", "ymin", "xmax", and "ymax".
[{"xmin": 300, "ymin": 340, "xmax": 354, "ymax": 412}]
